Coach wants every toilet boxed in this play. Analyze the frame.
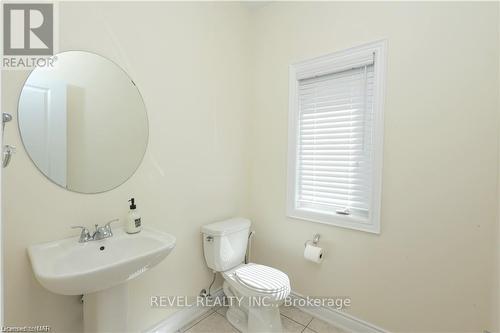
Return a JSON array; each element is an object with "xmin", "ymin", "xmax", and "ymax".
[{"xmin": 202, "ymin": 218, "xmax": 290, "ymax": 333}]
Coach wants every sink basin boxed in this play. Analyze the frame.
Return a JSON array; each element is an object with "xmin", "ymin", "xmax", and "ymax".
[{"xmin": 28, "ymin": 227, "xmax": 176, "ymax": 295}]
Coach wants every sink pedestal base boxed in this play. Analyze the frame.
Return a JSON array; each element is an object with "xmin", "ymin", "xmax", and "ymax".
[{"xmin": 83, "ymin": 284, "xmax": 128, "ymax": 332}]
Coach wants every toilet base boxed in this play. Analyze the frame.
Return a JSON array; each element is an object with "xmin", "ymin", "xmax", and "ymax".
[
  {"xmin": 226, "ymin": 307, "xmax": 248, "ymax": 332},
  {"xmin": 247, "ymin": 306, "xmax": 283, "ymax": 333},
  {"xmin": 223, "ymin": 281, "xmax": 284, "ymax": 333}
]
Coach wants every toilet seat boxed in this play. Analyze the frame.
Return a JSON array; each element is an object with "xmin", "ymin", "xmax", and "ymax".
[
  {"xmin": 234, "ymin": 264, "xmax": 289, "ymax": 293},
  {"xmin": 223, "ymin": 263, "xmax": 290, "ymax": 296}
]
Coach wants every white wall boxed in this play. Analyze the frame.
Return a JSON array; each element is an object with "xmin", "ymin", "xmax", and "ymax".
[
  {"xmin": 0, "ymin": 44, "xmax": 4, "ymax": 328},
  {"xmin": 496, "ymin": 5, "xmax": 500, "ymax": 331},
  {"xmin": 1, "ymin": 2, "xmax": 251, "ymax": 332},
  {"xmin": 249, "ymin": 2, "xmax": 499, "ymax": 332},
  {"xmin": 2, "ymin": 2, "xmax": 499, "ymax": 333}
]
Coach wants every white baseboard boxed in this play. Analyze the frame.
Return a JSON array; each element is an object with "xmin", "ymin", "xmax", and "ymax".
[
  {"xmin": 145, "ymin": 289, "xmax": 389, "ymax": 333},
  {"xmin": 144, "ymin": 289, "xmax": 224, "ymax": 333},
  {"xmin": 289, "ymin": 292, "xmax": 389, "ymax": 333}
]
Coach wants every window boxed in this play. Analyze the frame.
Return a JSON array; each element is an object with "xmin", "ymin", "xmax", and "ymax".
[{"xmin": 287, "ymin": 40, "xmax": 386, "ymax": 233}]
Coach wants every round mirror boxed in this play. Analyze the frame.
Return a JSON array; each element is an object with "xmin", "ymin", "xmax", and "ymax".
[{"xmin": 18, "ymin": 51, "xmax": 148, "ymax": 193}]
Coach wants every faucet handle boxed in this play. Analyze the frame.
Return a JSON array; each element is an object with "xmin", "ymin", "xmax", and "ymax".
[
  {"xmin": 105, "ymin": 218, "xmax": 119, "ymax": 227},
  {"xmin": 104, "ymin": 218, "xmax": 120, "ymax": 235},
  {"xmin": 71, "ymin": 225, "xmax": 92, "ymax": 243},
  {"xmin": 72, "ymin": 225, "xmax": 89, "ymax": 231}
]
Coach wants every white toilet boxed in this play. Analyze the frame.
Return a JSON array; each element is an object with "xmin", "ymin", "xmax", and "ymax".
[{"xmin": 202, "ymin": 218, "xmax": 290, "ymax": 333}]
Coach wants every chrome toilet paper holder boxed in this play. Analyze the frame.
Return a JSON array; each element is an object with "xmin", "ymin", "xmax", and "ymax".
[{"xmin": 304, "ymin": 233, "xmax": 320, "ymax": 247}]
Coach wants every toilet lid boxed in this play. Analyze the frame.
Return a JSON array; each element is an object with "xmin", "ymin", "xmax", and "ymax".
[{"xmin": 233, "ymin": 264, "xmax": 290, "ymax": 293}]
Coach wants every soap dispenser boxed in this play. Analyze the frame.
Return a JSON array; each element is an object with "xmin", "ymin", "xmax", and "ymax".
[{"xmin": 126, "ymin": 198, "xmax": 142, "ymax": 234}]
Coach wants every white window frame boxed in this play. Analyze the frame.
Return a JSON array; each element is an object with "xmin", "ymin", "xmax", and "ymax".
[{"xmin": 287, "ymin": 40, "xmax": 387, "ymax": 234}]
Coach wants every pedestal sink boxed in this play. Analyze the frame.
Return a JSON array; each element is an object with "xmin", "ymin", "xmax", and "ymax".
[{"xmin": 28, "ymin": 227, "xmax": 176, "ymax": 332}]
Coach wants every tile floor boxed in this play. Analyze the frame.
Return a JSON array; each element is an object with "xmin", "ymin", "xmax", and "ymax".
[{"xmin": 181, "ymin": 305, "xmax": 346, "ymax": 333}]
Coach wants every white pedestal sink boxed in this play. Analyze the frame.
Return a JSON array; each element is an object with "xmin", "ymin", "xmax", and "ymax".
[{"xmin": 28, "ymin": 227, "xmax": 176, "ymax": 332}]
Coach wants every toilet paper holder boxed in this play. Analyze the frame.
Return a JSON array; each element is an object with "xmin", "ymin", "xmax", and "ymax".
[{"xmin": 304, "ymin": 233, "xmax": 320, "ymax": 247}]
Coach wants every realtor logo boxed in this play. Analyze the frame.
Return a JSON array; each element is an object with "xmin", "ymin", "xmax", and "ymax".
[{"xmin": 3, "ymin": 3, "xmax": 53, "ymax": 55}]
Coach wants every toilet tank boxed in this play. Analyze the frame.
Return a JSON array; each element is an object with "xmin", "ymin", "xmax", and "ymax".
[{"xmin": 201, "ymin": 218, "xmax": 251, "ymax": 272}]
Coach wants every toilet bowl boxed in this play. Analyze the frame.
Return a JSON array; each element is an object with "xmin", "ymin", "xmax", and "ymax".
[
  {"xmin": 201, "ymin": 218, "xmax": 291, "ymax": 332},
  {"xmin": 222, "ymin": 263, "xmax": 290, "ymax": 332}
]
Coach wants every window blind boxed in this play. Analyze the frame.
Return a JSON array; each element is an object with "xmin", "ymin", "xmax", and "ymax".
[{"xmin": 296, "ymin": 64, "xmax": 375, "ymax": 219}]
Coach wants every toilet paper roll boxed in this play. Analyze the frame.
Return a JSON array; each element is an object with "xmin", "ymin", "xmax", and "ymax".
[{"xmin": 304, "ymin": 244, "xmax": 324, "ymax": 263}]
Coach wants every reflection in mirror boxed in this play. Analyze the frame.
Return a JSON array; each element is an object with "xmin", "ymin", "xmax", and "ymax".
[{"xmin": 18, "ymin": 51, "xmax": 148, "ymax": 193}]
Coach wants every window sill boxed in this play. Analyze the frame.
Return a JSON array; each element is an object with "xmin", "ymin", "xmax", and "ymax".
[{"xmin": 287, "ymin": 207, "xmax": 380, "ymax": 234}]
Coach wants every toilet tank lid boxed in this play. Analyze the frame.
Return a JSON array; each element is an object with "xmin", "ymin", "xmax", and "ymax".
[{"xmin": 202, "ymin": 218, "xmax": 251, "ymax": 236}]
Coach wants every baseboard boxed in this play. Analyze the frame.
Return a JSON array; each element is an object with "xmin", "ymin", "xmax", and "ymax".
[
  {"xmin": 144, "ymin": 289, "xmax": 224, "ymax": 333},
  {"xmin": 289, "ymin": 291, "xmax": 389, "ymax": 333},
  {"xmin": 144, "ymin": 289, "xmax": 388, "ymax": 333}
]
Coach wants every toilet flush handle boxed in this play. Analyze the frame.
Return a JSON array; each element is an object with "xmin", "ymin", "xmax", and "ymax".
[{"xmin": 206, "ymin": 235, "xmax": 213, "ymax": 242}]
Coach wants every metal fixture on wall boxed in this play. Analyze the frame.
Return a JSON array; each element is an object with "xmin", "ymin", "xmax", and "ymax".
[
  {"xmin": 2, "ymin": 113, "xmax": 15, "ymax": 168},
  {"xmin": 244, "ymin": 230, "xmax": 255, "ymax": 264},
  {"xmin": 304, "ymin": 233, "xmax": 321, "ymax": 247}
]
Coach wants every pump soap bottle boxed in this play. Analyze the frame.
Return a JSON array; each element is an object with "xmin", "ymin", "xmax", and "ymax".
[{"xmin": 126, "ymin": 198, "xmax": 142, "ymax": 234}]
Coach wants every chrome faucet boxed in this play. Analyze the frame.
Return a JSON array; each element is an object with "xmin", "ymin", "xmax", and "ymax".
[{"xmin": 72, "ymin": 219, "xmax": 119, "ymax": 243}]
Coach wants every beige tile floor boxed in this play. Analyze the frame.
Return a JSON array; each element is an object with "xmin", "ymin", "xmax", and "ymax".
[{"xmin": 180, "ymin": 306, "xmax": 346, "ymax": 333}]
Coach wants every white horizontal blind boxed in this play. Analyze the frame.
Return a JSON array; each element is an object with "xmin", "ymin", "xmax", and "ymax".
[{"xmin": 296, "ymin": 64, "xmax": 375, "ymax": 219}]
